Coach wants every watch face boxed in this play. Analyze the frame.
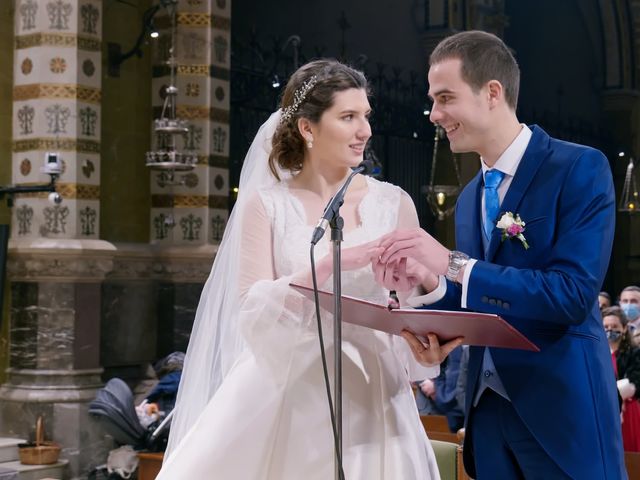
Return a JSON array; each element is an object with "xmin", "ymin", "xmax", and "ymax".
[{"xmin": 446, "ymin": 251, "xmax": 469, "ymax": 282}]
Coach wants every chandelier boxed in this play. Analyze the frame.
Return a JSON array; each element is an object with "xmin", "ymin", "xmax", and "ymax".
[
  {"xmin": 145, "ymin": 0, "xmax": 196, "ymax": 183},
  {"xmin": 424, "ymin": 125, "xmax": 462, "ymax": 220},
  {"xmin": 619, "ymin": 156, "xmax": 639, "ymax": 213}
]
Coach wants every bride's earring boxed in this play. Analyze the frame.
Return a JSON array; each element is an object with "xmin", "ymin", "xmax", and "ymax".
[{"xmin": 306, "ymin": 138, "xmax": 313, "ymax": 149}]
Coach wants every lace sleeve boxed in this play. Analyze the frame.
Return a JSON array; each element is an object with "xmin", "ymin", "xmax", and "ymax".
[
  {"xmin": 238, "ymin": 192, "xmax": 276, "ymax": 299},
  {"xmin": 236, "ymin": 191, "xmax": 313, "ymax": 376}
]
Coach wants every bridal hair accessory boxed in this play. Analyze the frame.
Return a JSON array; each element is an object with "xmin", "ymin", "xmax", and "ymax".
[
  {"xmin": 497, "ymin": 212, "xmax": 529, "ymax": 249},
  {"xmin": 281, "ymin": 75, "xmax": 319, "ymax": 123}
]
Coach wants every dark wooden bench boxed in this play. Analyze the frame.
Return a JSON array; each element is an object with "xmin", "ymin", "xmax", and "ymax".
[{"xmin": 625, "ymin": 451, "xmax": 640, "ymax": 480}]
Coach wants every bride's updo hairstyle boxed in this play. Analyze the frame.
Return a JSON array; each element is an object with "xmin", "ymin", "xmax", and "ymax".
[{"xmin": 269, "ymin": 59, "xmax": 368, "ymax": 179}]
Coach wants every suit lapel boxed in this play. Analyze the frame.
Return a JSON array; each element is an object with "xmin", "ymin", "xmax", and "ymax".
[{"xmin": 485, "ymin": 125, "xmax": 552, "ymax": 261}]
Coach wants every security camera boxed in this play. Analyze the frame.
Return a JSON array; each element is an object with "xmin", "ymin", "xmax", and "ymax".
[
  {"xmin": 41, "ymin": 152, "xmax": 62, "ymax": 176},
  {"xmin": 48, "ymin": 191, "xmax": 62, "ymax": 205}
]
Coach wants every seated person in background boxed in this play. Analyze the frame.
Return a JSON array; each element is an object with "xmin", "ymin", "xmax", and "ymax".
[
  {"xmin": 602, "ymin": 306, "xmax": 640, "ymax": 452},
  {"xmin": 145, "ymin": 351, "xmax": 184, "ymax": 416},
  {"xmin": 415, "ymin": 345, "xmax": 464, "ymax": 432},
  {"xmin": 620, "ymin": 286, "xmax": 640, "ymax": 346},
  {"xmin": 599, "ymin": 291, "xmax": 612, "ymax": 310}
]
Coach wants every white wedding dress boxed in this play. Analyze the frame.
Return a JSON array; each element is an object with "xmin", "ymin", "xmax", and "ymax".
[{"xmin": 157, "ymin": 176, "xmax": 441, "ymax": 480}]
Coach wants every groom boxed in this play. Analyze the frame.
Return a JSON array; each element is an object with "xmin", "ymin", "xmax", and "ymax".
[{"xmin": 375, "ymin": 31, "xmax": 626, "ymax": 479}]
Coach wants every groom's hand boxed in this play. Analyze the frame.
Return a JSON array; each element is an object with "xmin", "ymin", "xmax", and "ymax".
[
  {"xmin": 402, "ymin": 331, "xmax": 464, "ymax": 367},
  {"xmin": 379, "ymin": 228, "xmax": 450, "ymax": 276},
  {"xmin": 372, "ymin": 256, "xmax": 440, "ymax": 293},
  {"xmin": 373, "ymin": 257, "xmax": 429, "ymax": 292}
]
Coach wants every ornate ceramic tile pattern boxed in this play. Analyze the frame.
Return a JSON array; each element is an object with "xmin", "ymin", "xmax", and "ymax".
[
  {"xmin": 212, "ymin": 0, "xmax": 230, "ymax": 18},
  {"xmin": 150, "ymin": 0, "xmax": 230, "ymax": 245},
  {"xmin": 13, "ymin": 138, "xmax": 100, "ymax": 153},
  {"xmin": 177, "ymin": 64, "xmax": 209, "ymax": 76},
  {"xmin": 15, "ymin": 33, "xmax": 101, "ymax": 51},
  {"xmin": 151, "ymin": 194, "xmax": 208, "ymax": 208},
  {"xmin": 11, "ymin": 0, "xmax": 101, "ymax": 239},
  {"xmin": 13, "ymin": 83, "xmax": 101, "ymax": 103}
]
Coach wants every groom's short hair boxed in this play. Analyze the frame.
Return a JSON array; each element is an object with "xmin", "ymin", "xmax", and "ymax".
[{"xmin": 430, "ymin": 30, "xmax": 520, "ymax": 111}]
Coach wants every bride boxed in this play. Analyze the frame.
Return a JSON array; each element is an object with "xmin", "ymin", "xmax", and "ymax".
[{"xmin": 157, "ymin": 59, "xmax": 461, "ymax": 479}]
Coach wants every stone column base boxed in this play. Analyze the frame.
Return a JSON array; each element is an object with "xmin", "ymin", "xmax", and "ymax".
[{"xmin": 0, "ymin": 368, "xmax": 108, "ymax": 479}]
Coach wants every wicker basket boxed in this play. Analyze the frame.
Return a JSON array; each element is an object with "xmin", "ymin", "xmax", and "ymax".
[{"xmin": 18, "ymin": 416, "xmax": 61, "ymax": 465}]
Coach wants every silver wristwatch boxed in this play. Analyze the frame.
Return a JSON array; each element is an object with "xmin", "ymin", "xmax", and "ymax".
[{"xmin": 445, "ymin": 250, "xmax": 470, "ymax": 283}]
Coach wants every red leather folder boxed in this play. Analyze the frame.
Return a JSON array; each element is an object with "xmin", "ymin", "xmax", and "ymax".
[{"xmin": 291, "ymin": 284, "xmax": 539, "ymax": 352}]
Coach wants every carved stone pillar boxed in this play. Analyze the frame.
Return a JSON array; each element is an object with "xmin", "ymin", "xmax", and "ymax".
[
  {"xmin": 149, "ymin": 0, "xmax": 231, "ymax": 354},
  {"xmin": 0, "ymin": 239, "xmax": 114, "ymax": 478},
  {"xmin": 3, "ymin": 2, "xmax": 108, "ymax": 478}
]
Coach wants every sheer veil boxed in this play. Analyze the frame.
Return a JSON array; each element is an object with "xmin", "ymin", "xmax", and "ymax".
[{"xmin": 164, "ymin": 110, "xmax": 285, "ymax": 458}]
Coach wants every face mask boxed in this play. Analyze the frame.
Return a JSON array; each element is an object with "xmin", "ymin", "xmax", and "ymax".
[
  {"xmin": 621, "ymin": 303, "xmax": 640, "ymax": 322},
  {"xmin": 605, "ymin": 330, "xmax": 622, "ymax": 342}
]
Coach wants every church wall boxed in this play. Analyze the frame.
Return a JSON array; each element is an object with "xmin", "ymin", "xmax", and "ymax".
[{"xmin": 100, "ymin": 0, "xmax": 153, "ymax": 244}]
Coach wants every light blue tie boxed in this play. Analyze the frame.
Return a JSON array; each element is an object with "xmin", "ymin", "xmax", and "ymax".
[{"xmin": 483, "ymin": 169, "xmax": 505, "ymax": 240}]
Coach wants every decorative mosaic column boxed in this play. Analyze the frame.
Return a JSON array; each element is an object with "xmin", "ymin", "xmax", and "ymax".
[
  {"xmin": 1, "ymin": 2, "xmax": 109, "ymax": 478},
  {"xmin": 150, "ymin": 0, "xmax": 231, "ymax": 355},
  {"xmin": 150, "ymin": 0, "xmax": 230, "ymax": 246},
  {"xmin": 12, "ymin": 0, "xmax": 102, "ymax": 240}
]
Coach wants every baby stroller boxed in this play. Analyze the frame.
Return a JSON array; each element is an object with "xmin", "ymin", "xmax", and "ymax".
[{"xmin": 88, "ymin": 378, "xmax": 173, "ymax": 479}]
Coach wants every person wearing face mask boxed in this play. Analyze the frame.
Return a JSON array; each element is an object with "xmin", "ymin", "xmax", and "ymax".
[
  {"xmin": 602, "ymin": 305, "xmax": 640, "ymax": 452},
  {"xmin": 620, "ymin": 285, "xmax": 640, "ymax": 335}
]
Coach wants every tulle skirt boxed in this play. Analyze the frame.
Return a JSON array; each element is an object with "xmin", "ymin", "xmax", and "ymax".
[{"xmin": 157, "ymin": 331, "xmax": 441, "ymax": 479}]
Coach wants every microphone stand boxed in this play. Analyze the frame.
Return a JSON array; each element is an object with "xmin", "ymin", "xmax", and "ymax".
[
  {"xmin": 330, "ymin": 214, "xmax": 344, "ymax": 480},
  {"xmin": 310, "ymin": 160, "xmax": 374, "ymax": 480}
]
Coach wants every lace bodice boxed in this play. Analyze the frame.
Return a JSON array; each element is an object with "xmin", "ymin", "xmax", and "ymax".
[{"xmin": 258, "ymin": 176, "xmax": 409, "ymax": 302}]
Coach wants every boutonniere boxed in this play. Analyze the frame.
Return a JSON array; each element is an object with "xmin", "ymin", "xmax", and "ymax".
[{"xmin": 496, "ymin": 212, "xmax": 529, "ymax": 249}]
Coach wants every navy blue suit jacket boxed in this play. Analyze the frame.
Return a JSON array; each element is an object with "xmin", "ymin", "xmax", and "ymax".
[{"xmin": 427, "ymin": 126, "xmax": 625, "ymax": 479}]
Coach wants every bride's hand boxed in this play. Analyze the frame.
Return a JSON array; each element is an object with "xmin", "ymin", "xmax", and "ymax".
[
  {"xmin": 340, "ymin": 240, "xmax": 384, "ymax": 271},
  {"xmin": 401, "ymin": 330, "xmax": 463, "ymax": 367},
  {"xmin": 297, "ymin": 240, "xmax": 383, "ymax": 287}
]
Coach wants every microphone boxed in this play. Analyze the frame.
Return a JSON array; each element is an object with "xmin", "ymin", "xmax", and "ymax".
[
  {"xmin": 310, "ymin": 159, "xmax": 378, "ymax": 245},
  {"xmin": 352, "ymin": 158, "xmax": 377, "ymax": 176}
]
